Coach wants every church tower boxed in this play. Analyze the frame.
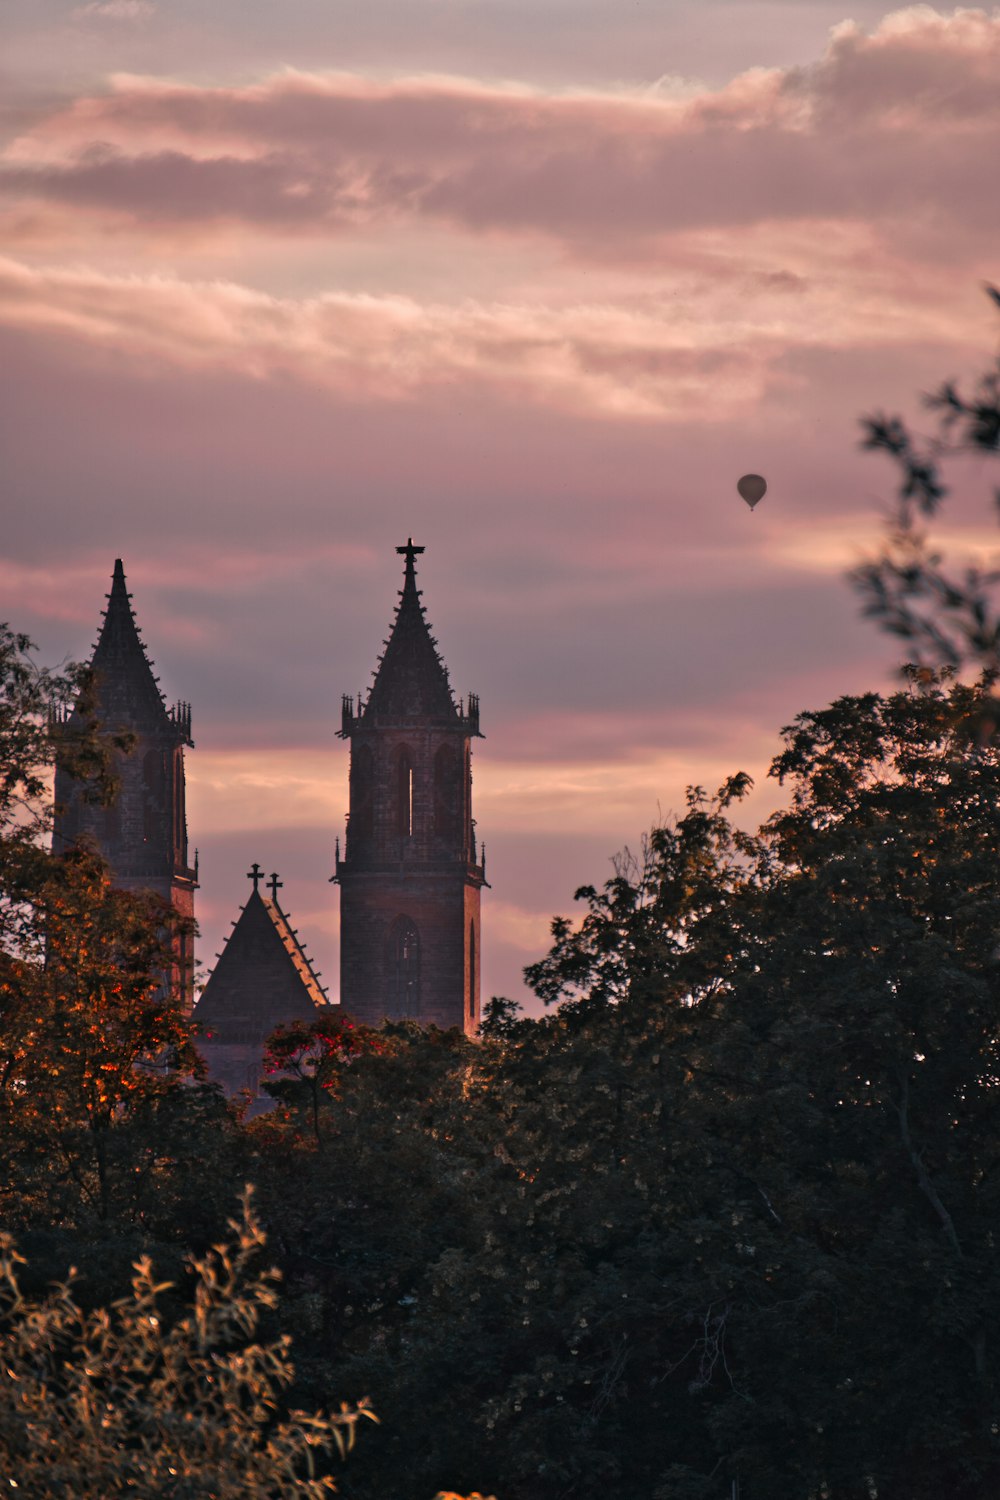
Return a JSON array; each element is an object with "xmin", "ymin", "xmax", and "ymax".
[
  {"xmin": 336, "ymin": 541, "xmax": 486, "ymax": 1033},
  {"xmin": 53, "ymin": 559, "xmax": 197, "ymax": 1009}
]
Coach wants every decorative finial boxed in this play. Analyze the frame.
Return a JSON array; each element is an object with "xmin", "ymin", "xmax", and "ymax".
[
  {"xmin": 247, "ymin": 862, "xmax": 264, "ymax": 893},
  {"xmin": 268, "ymin": 872, "xmax": 283, "ymax": 902},
  {"xmin": 396, "ymin": 537, "xmax": 425, "ymax": 576}
]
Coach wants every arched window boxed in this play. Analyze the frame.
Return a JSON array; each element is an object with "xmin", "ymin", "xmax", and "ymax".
[
  {"xmin": 143, "ymin": 748, "xmax": 165, "ymax": 845},
  {"xmin": 351, "ymin": 744, "xmax": 374, "ymax": 841},
  {"xmin": 386, "ymin": 916, "xmax": 420, "ymax": 1018},
  {"xmin": 464, "ymin": 745, "xmax": 474, "ymax": 856},
  {"xmin": 434, "ymin": 744, "xmax": 460, "ymax": 838},
  {"xmin": 172, "ymin": 748, "xmax": 185, "ymax": 859},
  {"xmin": 468, "ymin": 919, "xmax": 476, "ymax": 1021},
  {"xmin": 395, "ymin": 745, "xmax": 414, "ymax": 838}
]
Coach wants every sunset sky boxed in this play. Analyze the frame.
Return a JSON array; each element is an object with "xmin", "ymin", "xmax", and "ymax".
[{"xmin": 4, "ymin": 2, "xmax": 999, "ymax": 1009}]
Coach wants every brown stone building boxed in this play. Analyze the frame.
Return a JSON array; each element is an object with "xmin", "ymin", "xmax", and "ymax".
[
  {"xmin": 54, "ymin": 546, "xmax": 487, "ymax": 1078},
  {"xmin": 53, "ymin": 559, "xmax": 197, "ymax": 1010},
  {"xmin": 194, "ymin": 866, "xmax": 331, "ymax": 1103},
  {"xmin": 335, "ymin": 540, "xmax": 487, "ymax": 1033}
]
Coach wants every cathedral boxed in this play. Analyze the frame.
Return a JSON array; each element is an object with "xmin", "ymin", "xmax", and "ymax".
[{"xmin": 53, "ymin": 544, "xmax": 486, "ymax": 1098}]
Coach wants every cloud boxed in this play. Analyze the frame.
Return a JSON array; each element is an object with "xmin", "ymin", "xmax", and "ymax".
[
  {"xmin": 0, "ymin": 253, "xmax": 779, "ymax": 419},
  {"xmin": 0, "ymin": 242, "xmax": 984, "ymax": 425},
  {"xmin": 72, "ymin": 1, "xmax": 155, "ymax": 19},
  {"xmin": 487, "ymin": 899, "xmax": 554, "ymax": 955},
  {"xmin": 4, "ymin": 8, "xmax": 1000, "ymax": 257},
  {"xmin": 187, "ymin": 749, "xmax": 346, "ymax": 836}
]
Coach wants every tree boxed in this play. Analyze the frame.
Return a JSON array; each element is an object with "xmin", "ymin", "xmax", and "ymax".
[
  {"xmin": 0, "ymin": 626, "xmax": 240, "ymax": 1289},
  {"xmin": 412, "ymin": 675, "xmax": 1000, "ymax": 1499},
  {"xmin": 681, "ymin": 675, "xmax": 1000, "ymax": 1496},
  {"xmin": 260, "ymin": 1013, "xmax": 385, "ymax": 1144},
  {"xmin": 0, "ymin": 1190, "xmax": 375, "ymax": 1497},
  {"xmin": 524, "ymin": 774, "xmax": 756, "ymax": 1014},
  {"xmin": 853, "ymin": 289, "xmax": 1000, "ymax": 678}
]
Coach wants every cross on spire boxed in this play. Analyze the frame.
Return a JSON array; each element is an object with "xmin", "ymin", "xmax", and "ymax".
[
  {"xmin": 247, "ymin": 862, "xmax": 264, "ymax": 893},
  {"xmin": 396, "ymin": 537, "xmax": 425, "ymax": 577},
  {"xmin": 268, "ymin": 872, "xmax": 283, "ymax": 902}
]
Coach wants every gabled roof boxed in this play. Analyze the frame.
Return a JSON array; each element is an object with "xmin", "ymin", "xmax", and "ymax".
[
  {"xmin": 363, "ymin": 540, "xmax": 458, "ymax": 722},
  {"xmin": 194, "ymin": 876, "xmax": 330, "ymax": 1043},
  {"xmin": 84, "ymin": 559, "xmax": 184, "ymax": 738}
]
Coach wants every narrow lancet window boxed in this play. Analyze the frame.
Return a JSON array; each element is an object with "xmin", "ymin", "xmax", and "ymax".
[
  {"xmin": 387, "ymin": 916, "xmax": 420, "ymax": 1017},
  {"xmin": 396, "ymin": 746, "xmax": 414, "ymax": 837},
  {"xmin": 434, "ymin": 744, "xmax": 460, "ymax": 838}
]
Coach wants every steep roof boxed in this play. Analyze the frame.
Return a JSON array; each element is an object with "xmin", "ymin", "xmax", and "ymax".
[
  {"xmin": 363, "ymin": 540, "xmax": 458, "ymax": 722},
  {"xmin": 195, "ymin": 872, "xmax": 330, "ymax": 1042},
  {"xmin": 84, "ymin": 559, "xmax": 184, "ymax": 737}
]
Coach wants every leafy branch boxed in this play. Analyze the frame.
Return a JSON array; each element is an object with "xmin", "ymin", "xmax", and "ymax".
[{"xmin": 852, "ymin": 287, "xmax": 1000, "ymax": 676}]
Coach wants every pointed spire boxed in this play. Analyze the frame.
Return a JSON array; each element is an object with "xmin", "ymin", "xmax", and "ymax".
[
  {"xmin": 87, "ymin": 558, "xmax": 174, "ymax": 734},
  {"xmin": 364, "ymin": 541, "xmax": 457, "ymax": 721}
]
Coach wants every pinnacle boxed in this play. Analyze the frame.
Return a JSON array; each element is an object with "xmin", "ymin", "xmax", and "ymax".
[
  {"xmin": 88, "ymin": 558, "xmax": 174, "ymax": 734},
  {"xmin": 363, "ymin": 543, "xmax": 457, "ymax": 721}
]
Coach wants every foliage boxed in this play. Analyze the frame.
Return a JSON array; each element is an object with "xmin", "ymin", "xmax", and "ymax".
[
  {"xmin": 0, "ymin": 629, "xmax": 218, "ymax": 1246},
  {"xmin": 0, "ymin": 623, "xmax": 119, "ymax": 839},
  {"xmin": 250, "ymin": 676, "xmax": 1000, "ymax": 1500},
  {"xmin": 0, "ymin": 1190, "xmax": 374, "ymax": 1497},
  {"xmin": 477, "ymin": 994, "xmax": 524, "ymax": 1040},
  {"xmin": 853, "ymin": 288, "xmax": 1000, "ymax": 676},
  {"xmin": 0, "ymin": 624, "xmax": 243, "ymax": 1326},
  {"xmin": 261, "ymin": 1014, "xmax": 385, "ymax": 1143},
  {"xmin": 1, "ymin": 842, "xmax": 197, "ymax": 1225},
  {"xmin": 524, "ymin": 773, "xmax": 756, "ymax": 1012}
]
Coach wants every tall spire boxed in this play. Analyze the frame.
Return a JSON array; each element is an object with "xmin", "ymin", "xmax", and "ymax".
[
  {"xmin": 363, "ymin": 540, "xmax": 457, "ymax": 720},
  {"xmin": 89, "ymin": 558, "xmax": 174, "ymax": 733},
  {"xmin": 53, "ymin": 556, "xmax": 197, "ymax": 1010},
  {"xmin": 337, "ymin": 542, "xmax": 486, "ymax": 1034}
]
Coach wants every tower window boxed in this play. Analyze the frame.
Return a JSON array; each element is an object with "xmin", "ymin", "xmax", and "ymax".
[
  {"xmin": 434, "ymin": 744, "xmax": 460, "ymax": 838},
  {"xmin": 386, "ymin": 916, "xmax": 420, "ymax": 1018},
  {"xmin": 143, "ymin": 748, "xmax": 166, "ymax": 845},
  {"xmin": 351, "ymin": 744, "xmax": 374, "ymax": 840},
  {"xmin": 173, "ymin": 748, "xmax": 185, "ymax": 858},
  {"xmin": 395, "ymin": 746, "xmax": 414, "ymax": 837},
  {"xmin": 468, "ymin": 919, "xmax": 476, "ymax": 1021}
]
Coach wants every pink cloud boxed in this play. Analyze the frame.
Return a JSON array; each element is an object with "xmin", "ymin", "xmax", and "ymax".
[
  {"xmin": 0, "ymin": 237, "xmax": 985, "ymax": 424},
  {"xmin": 0, "ymin": 254, "xmax": 779, "ymax": 419},
  {"xmin": 73, "ymin": 1, "xmax": 156, "ymax": 19},
  {"xmin": 4, "ymin": 9, "xmax": 1000, "ymax": 257}
]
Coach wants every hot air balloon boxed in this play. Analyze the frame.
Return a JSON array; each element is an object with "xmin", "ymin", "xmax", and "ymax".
[{"xmin": 737, "ymin": 473, "xmax": 767, "ymax": 510}]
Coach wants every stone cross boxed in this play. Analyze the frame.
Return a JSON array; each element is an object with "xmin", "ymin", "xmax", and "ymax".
[{"xmin": 396, "ymin": 537, "xmax": 425, "ymax": 570}]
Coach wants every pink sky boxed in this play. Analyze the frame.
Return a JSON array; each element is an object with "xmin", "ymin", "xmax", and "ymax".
[{"xmin": 3, "ymin": 3, "xmax": 999, "ymax": 1010}]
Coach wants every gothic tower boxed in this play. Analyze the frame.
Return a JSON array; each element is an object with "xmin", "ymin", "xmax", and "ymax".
[
  {"xmin": 336, "ymin": 541, "xmax": 486, "ymax": 1033},
  {"xmin": 53, "ymin": 559, "xmax": 197, "ymax": 1009}
]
